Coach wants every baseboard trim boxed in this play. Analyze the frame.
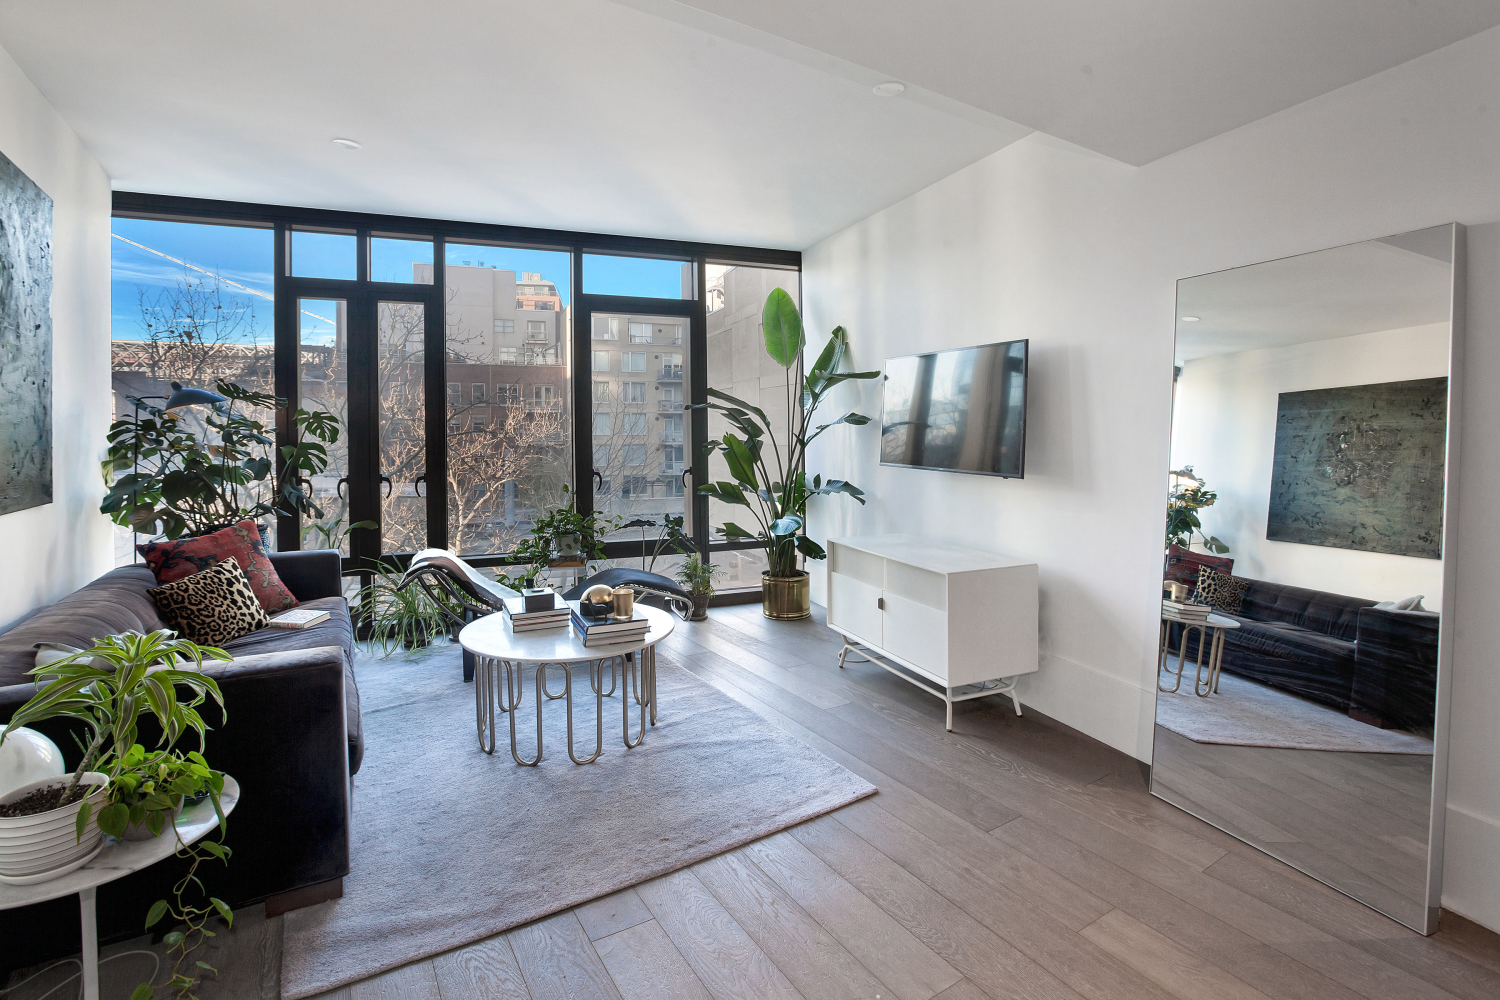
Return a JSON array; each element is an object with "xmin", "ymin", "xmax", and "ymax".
[
  {"xmin": 265, "ymin": 877, "xmax": 344, "ymax": 917},
  {"xmin": 1441, "ymin": 805, "xmax": 1500, "ymax": 933}
]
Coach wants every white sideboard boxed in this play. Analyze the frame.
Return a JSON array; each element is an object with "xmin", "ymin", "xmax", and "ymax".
[{"xmin": 825, "ymin": 534, "xmax": 1039, "ymax": 730}]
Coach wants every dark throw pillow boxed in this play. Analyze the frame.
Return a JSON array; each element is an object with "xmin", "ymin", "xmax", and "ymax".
[
  {"xmin": 1164, "ymin": 544, "xmax": 1234, "ymax": 588},
  {"xmin": 138, "ymin": 519, "xmax": 298, "ymax": 613},
  {"xmin": 1192, "ymin": 564, "xmax": 1251, "ymax": 614},
  {"xmin": 150, "ymin": 557, "xmax": 270, "ymax": 646}
]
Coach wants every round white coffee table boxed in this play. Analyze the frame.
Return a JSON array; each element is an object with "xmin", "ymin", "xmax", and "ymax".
[
  {"xmin": 459, "ymin": 604, "xmax": 675, "ymax": 766},
  {"xmin": 0, "ymin": 776, "xmax": 239, "ymax": 1000},
  {"xmin": 1158, "ymin": 611, "xmax": 1240, "ymax": 697}
]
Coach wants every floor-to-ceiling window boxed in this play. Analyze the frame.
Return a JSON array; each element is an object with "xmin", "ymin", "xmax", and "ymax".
[{"xmin": 111, "ymin": 194, "xmax": 799, "ymax": 595}]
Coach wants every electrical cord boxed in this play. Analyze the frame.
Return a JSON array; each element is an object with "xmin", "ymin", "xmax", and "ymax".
[{"xmin": 1, "ymin": 950, "xmax": 161, "ymax": 1000}]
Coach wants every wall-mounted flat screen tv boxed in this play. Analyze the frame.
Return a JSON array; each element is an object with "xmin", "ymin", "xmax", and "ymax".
[{"xmin": 880, "ymin": 339, "xmax": 1029, "ymax": 478}]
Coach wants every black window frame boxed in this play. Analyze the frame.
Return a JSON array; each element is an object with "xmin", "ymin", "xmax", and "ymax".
[{"xmin": 112, "ymin": 193, "xmax": 799, "ymax": 576}]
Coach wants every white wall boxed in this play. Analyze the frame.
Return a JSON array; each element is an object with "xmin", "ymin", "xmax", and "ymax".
[
  {"xmin": 0, "ymin": 41, "xmax": 112, "ymax": 626},
  {"xmin": 803, "ymin": 25, "xmax": 1500, "ymax": 930},
  {"xmin": 1172, "ymin": 324, "xmax": 1449, "ymax": 611}
]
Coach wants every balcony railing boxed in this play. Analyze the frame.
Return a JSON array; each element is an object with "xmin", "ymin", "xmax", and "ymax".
[
  {"xmin": 657, "ymin": 399, "xmax": 683, "ymax": 412},
  {"xmin": 662, "ymin": 461, "xmax": 684, "ymax": 476},
  {"xmin": 659, "ymin": 365, "xmax": 683, "ymax": 380}
]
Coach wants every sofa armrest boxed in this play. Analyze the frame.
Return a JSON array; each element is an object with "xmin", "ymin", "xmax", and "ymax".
[
  {"xmin": 1351, "ymin": 608, "xmax": 1440, "ymax": 730},
  {"xmin": 271, "ymin": 549, "xmax": 345, "ymax": 602}
]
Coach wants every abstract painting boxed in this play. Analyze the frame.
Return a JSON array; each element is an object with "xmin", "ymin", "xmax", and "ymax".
[
  {"xmin": 0, "ymin": 149, "xmax": 52, "ymax": 515},
  {"xmin": 1267, "ymin": 378, "xmax": 1446, "ymax": 559}
]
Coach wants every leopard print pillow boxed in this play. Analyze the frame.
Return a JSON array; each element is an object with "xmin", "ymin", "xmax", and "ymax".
[
  {"xmin": 150, "ymin": 557, "xmax": 270, "ymax": 646},
  {"xmin": 1192, "ymin": 564, "xmax": 1251, "ymax": 614}
]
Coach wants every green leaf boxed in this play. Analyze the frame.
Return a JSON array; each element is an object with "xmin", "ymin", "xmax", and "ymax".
[
  {"xmin": 721, "ymin": 435, "xmax": 759, "ymax": 488},
  {"xmin": 97, "ymin": 802, "xmax": 130, "ymax": 839},
  {"xmin": 129, "ymin": 982, "xmax": 155, "ymax": 1000},
  {"xmin": 145, "ymin": 899, "xmax": 169, "ymax": 928},
  {"xmin": 718, "ymin": 522, "xmax": 757, "ymax": 540},
  {"xmin": 196, "ymin": 962, "xmax": 219, "ymax": 973},
  {"xmin": 794, "ymin": 534, "xmax": 828, "ymax": 560},
  {"xmin": 163, "ymin": 930, "xmax": 185, "ymax": 948},
  {"xmin": 210, "ymin": 896, "xmax": 234, "ymax": 926},
  {"xmin": 76, "ymin": 800, "xmax": 94, "ymax": 843},
  {"xmin": 769, "ymin": 515, "xmax": 803, "ymax": 537},
  {"xmin": 761, "ymin": 287, "xmax": 803, "ymax": 368}
]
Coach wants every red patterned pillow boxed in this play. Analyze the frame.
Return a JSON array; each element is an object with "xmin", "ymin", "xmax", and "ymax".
[
  {"xmin": 1164, "ymin": 544, "xmax": 1233, "ymax": 588},
  {"xmin": 139, "ymin": 520, "xmax": 298, "ymax": 613}
]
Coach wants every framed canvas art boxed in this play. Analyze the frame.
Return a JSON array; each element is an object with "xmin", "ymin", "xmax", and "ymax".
[
  {"xmin": 0, "ymin": 149, "xmax": 52, "ymax": 515},
  {"xmin": 1266, "ymin": 377, "xmax": 1447, "ymax": 558}
]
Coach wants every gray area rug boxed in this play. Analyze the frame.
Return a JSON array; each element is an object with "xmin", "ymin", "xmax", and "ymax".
[
  {"xmin": 1155, "ymin": 664, "xmax": 1433, "ymax": 754},
  {"xmin": 281, "ymin": 643, "xmax": 875, "ymax": 999}
]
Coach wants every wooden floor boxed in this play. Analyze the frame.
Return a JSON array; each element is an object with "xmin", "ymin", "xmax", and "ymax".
[
  {"xmin": 1153, "ymin": 726, "xmax": 1434, "ymax": 927},
  {"xmin": 307, "ymin": 603, "xmax": 1499, "ymax": 1000},
  {"xmin": 15, "ymin": 603, "xmax": 1496, "ymax": 1000}
]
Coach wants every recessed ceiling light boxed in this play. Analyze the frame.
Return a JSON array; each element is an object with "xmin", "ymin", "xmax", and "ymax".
[
  {"xmin": 331, "ymin": 138, "xmax": 361, "ymax": 149},
  {"xmin": 872, "ymin": 81, "xmax": 906, "ymax": 97},
  {"xmin": 1180, "ymin": 315, "xmax": 1201, "ymax": 322}
]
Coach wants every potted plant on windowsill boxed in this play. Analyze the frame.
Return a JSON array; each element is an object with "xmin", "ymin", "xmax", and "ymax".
[
  {"xmin": 696, "ymin": 289, "xmax": 879, "ymax": 619},
  {"xmin": 677, "ymin": 553, "xmax": 722, "ymax": 621}
]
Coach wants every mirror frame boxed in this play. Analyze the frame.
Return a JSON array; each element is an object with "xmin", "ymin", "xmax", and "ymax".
[{"xmin": 1150, "ymin": 223, "xmax": 1465, "ymax": 935}]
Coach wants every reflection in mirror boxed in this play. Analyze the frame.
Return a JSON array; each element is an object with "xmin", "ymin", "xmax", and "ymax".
[{"xmin": 1153, "ymin": 225, "xmax": 1461, "ymax": 934}]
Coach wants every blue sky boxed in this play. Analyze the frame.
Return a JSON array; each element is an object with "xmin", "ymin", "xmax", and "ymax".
[{"xmin": 112, "ymin": 219, "xmax": 688, "ymax": 344}]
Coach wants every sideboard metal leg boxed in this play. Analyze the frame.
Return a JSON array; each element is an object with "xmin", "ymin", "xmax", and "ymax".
[{"xmin": 945, "ymin": 692, "xmax": 954, "ymax": 732}]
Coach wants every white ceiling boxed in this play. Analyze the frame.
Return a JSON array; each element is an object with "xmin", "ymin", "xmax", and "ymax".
[
  {"xmin": 1, "ymin": 2, "xmax": 1497, "ymax": 248},
  {"xmin": 1173, "ymin": 226, "xmax": 1455, "ymax": 363},
  {"xmin": 0, "ymin": 0, "xmax": 1027, "ymax": 250},
  {"xmin": 662, "ymin": 0, "xmax": 1500, "ymax": 165}
]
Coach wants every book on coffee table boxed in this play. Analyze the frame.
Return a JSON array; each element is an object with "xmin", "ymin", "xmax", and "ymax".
[
  {"xmin": 502, "ymin": 594, "xmax": 569, "ymax": 632},
  {"xmin": 568, "ymin": 601, "xmax": 650, "ymax": 645}
]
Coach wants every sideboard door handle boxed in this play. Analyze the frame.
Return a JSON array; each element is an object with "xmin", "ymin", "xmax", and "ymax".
[{"xmin": 877, "ymin": 597, "xmax": 885, "ymax": 610}]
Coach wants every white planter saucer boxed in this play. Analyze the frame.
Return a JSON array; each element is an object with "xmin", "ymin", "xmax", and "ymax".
[{"xmin": 0, "ymin": 838, "xmax": 107, "ymax": 885}]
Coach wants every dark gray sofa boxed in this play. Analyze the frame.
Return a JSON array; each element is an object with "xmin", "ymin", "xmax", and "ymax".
[
  {"xmin": 1177, "ymin": 577, "xmax": 1440, "ymax": 729},
  {"xmin": 0, "ymin": 550, "xmax": 361, "ymax": 973}
]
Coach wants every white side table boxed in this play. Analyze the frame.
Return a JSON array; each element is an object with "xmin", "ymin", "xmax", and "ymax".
[
  {"xmin": 0, "ymin": 776, "xmax": 240, "ymax": 1000},
  {"xmin": 459, "ymin": 605, "xmax": 675, "ymax": 766},
  {"xmin": 1158, "ymin": 612, "xmax": 1240, "ymax": 697}
]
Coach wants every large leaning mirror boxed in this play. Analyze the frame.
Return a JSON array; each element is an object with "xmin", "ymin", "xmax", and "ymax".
[{"xmin": 1152, "ymin": 224, "xmax": 1463, "ymax": 934}]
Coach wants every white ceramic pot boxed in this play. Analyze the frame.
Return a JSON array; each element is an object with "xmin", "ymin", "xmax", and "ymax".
[{"xmin": 0, "ymin": 773, "xmax": 108, "ymax": 879}]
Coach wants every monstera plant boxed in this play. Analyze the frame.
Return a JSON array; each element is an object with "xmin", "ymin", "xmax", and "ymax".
[
  {"xmin": 696, "ymin": 288, "xmax": 879, "ymax": 619},
  {"xmin": 102, "ymin": 382, "xmax": 340, "ymax": 541}
]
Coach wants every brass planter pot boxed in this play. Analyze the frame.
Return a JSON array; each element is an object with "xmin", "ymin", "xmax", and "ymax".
[{"xmin": 762, "ymin": 571, "xmax": 811, "ymax": 620}]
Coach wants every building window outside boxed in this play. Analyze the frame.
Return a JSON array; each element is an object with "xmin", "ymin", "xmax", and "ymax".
[
  {"xmin": 498, "ymin": 384, "xmax": 520, "ymax": 405},
  {"xmin": 623, "ymin": 475, "xmax": 649, "ymax": 496},
  {"xmin": 623, "ymin": 413, "xmax": 646, "ymax": 436},
  {"xmin": 593, "ymin": 445, "xmax": 609, "ymax": 468},
  {"xmin": 494, "ymin": 319, "xmax": 514, "ymax": 334},
  {"xmin": 472, "ymin": 383, "xmax": 486, "ymax": 403},
  {"xmin": 625, "ymin": 444, "xmax": 647, "ymax": 465},
  {"xmin": 535, "ymin": 301, "xmax": 554, "ymax": 310},
  {"xmin": 448, "ymin": 419, "xmax": 460, "ymax": 434},
  {"xmin": 623, "ymin": 352, "xmax": 646, "ymax": 372},
  {"xmin": 593, "ymin": 413, "xmax": 611, "ymax": 436},
  {"xmin": 593, "ymin": 381, "xmax": 610, "ymax": 401},
  {"xmin": 527, "ymin": 320, "xmax": 547, "ymax": 341},
  {"xmin": 663, "ymin": 444, "xmax": 684, "ymax": 473},
  {"xmin": 592, "ymin": 351, "xmax": 610, "ymax": 372},
  {"xmin": 533, "ymin": 385, "xmax": 554, "ymax": 405},
  {"xmin": 668, "ymin": 324, "xmax": 682, "ymax": 345},
  {"xmin": 473, "ymin": 415, "xmax": 487, "ymax": 432},
  {"xmin": 622, "ymin": 382, "xmax": 646, "ymax": 403},
  {"xmin": 447, "ymin": 382, "xmax": 461, "ymax": 406},
  {"xmin": 474, "ymin": 483, "xmax": 487, "ymax": 499},
  {"xmin": 662, "ymin": 352, "xmax": 682, "ymax": 377},
  {"xmin": 660, "ymin": 385, "xmax": 682, "ymax": 408},
  {"xmin": 663, "ymin": 415, "xmax": 682, "ymax": 442},
  {"xmin": 629, "ymin": 321, "xmax": 652, "ymax": 343}
]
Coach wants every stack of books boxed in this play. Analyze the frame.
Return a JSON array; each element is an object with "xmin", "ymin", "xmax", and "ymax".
[
  {"xmin": 502, "ymin": 593, "xmax": 569, "ymax": 633},
  {"xmin": 569, "ymin": 601, "xmax": 651, "ymax": 647},
  {"xmin": 1162, "ymin": 598, "xmax": 1212, "ymax": 621}
]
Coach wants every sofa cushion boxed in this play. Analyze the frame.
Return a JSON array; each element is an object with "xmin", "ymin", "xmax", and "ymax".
[
  {"xmin": 139, "ymin": 520, "xmax": 299, "ymax": 613},
  {"xmin": 150, "ymin": 558, "xmax": 272, "ymax": 645},
  {"xmin": 1164, "ymin": 545, "xmax": 1233, "ymax": 588},
  {"xmin": 0, "ymin": 567, "xmax": 165, "ymax": 686},
  {"xmin": 1192, "ymin": 565, "xmax": 1251, "ymax": 614},
  {"xmin": 219, "ymin": 597, "xmax": 361, "ymax": 771},
  {"xmin": 1225, "ymin": 618, "xmax": 1357, "ymax": 673},
  {"xmin": 1239, "ymin": 579, "xmax": 1375, "ymax": 642}
]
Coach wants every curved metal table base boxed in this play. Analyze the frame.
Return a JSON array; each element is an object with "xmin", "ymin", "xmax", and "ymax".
[{"xmin": 475, "ymin": 646, "xmax": 657, "ymax": 765}]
